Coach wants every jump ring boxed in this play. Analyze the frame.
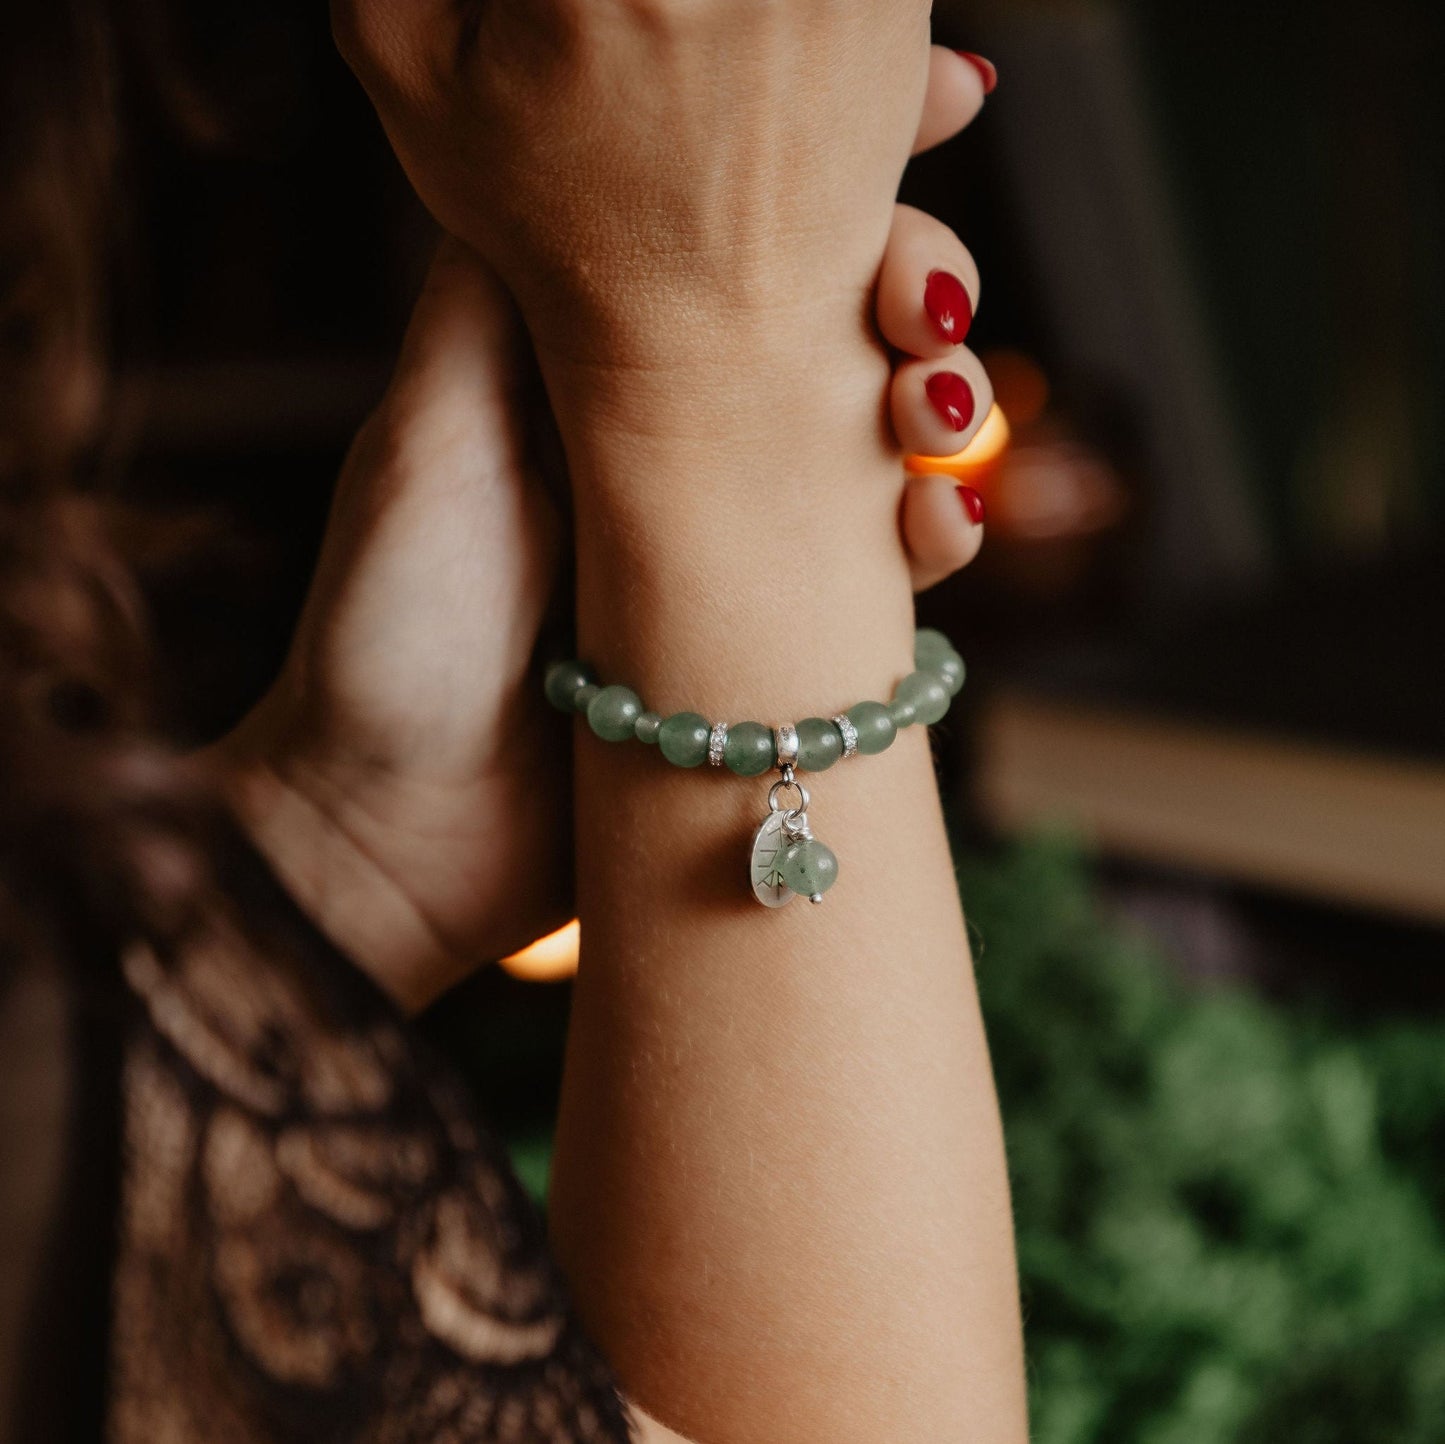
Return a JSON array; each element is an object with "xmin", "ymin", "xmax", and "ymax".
[{"xmin": 768, "ymin": 777, "xmax": 810, "ymax": 815}]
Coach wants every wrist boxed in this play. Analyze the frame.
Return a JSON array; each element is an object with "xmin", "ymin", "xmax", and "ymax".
[
  {"xmin": 563, "ymin": 407, "xmax": 918, "ymax": 726},
  {"xmin": 199, "ymin": 717, "xmax": 458, "ymax": 1013},
  {"xmin": 203, "ymin": 700, "xmax": 565, "ymax": 1013},
  {"xmin": 536, "ymin": 303, "xmax": 896, "ymax": 507}
]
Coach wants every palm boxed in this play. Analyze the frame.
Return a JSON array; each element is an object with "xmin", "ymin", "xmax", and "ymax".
[{"xmin": 242, "ymin": 242, "xmax": 572, "ymax": 974}]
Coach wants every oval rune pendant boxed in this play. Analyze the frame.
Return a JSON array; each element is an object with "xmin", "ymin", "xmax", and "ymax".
[{"xmin": 749, "ymin": 809, "xmax": 794, "ymax": 908}]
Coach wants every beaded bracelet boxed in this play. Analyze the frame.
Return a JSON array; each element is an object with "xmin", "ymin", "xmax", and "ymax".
[{"xmin": 545, "ymin": 627, "xmax": 965, "ymax": 910}]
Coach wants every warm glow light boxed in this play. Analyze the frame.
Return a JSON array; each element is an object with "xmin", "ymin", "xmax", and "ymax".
[
  {"xmin": 983, "ymin": 350, "xmax": 1051, "ymax": 427},
  {"xmin": 500, "ymin": 918, "xmax": 580, "ymax": 982},
  {"xmin": 906, "ymin": 402, "xmax": 1012, "ymax": 481}
]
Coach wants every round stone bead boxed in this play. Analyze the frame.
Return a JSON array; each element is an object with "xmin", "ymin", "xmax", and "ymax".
[
  {"xmin": 847, "ymin": 700, "xmax": 897, "ymax": 755},
  {"xmin": 914, "ymin": 628, "xmax": 954, "ymax": 668},
  {"xmin": 724, "ymin": 721, "xmax": 776, "ymax": 777},
  {"xmin": 587, "ymin": 685, "xmax": 643, "ymax": 742},
  {"xmin": 896, "ymin": 669, "xmax": 951, "ymax": 727},
  {"xmin": 795, "ymin": 716, "xmax": 843, "ymax": 772},
  {"xmin": 934, "ymin": 651, "xmax": 966, "ymax": 697},
  {"xmin": 889, "ymin": 693, "xmax": 917, "ymax": 728},
  {"xmin": 634, "ymin": 711, "xmax": 663, "ymax": 745},
  {"xmin": 779, "ymin": 838, "xmax": 839, "ymax": 899},
  {"xmin": 893, "ymin": 670, "xmax": 950, "ymax": 727},
  {"xmin": 917, "ymin": 675, "xmax": 954, "ymax": 725},
  {"xmin": 658, "ymin": 712, "xmax": 712, "ymax": 768},
  {"xmin": 544, "ymin": 660, "xmax": 596, "ymax": 713}
]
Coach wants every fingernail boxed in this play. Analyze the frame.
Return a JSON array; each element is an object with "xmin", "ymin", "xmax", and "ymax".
[
  {"xmin": 926, "ymin": 371, "xmax": 977, "ymax": 433},
  {"xmin": 958, "ymin": 485, "xmax": 986, "ymax": 526},
  {"xmin": 924, "ymin": 269, "xmax": 973, "ymax": 346},
  {"xmin": 956, "ymin": 51, "xmax": 998, "ymax": 95}
]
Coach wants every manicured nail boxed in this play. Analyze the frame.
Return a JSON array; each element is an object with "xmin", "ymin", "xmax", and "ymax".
[
  {"xmin": 924, "ymin": 269, "xmax": 973, "ymax": 346},
  {"xmin": 956, "ymin": 51, "xmax": 998, "ymax": 94},
  {"xmin": 926, "ymin": 371, "xmax": 977, "ymax": 433},
  {"xmin": 958, "ymin": 485, "xmax": 986, "ymax": 526}
]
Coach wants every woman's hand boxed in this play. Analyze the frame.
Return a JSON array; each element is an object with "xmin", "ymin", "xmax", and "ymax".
[
  {"xmin": 335, "ymin": 9, "xmax": 998, "ymax": 522},
  {"xmin": 334, "ymin": 0, "xmax": 935, "ymax": 375},
  {"xmin": 210, "ymin": 25, "xmax": 996, "ymax": 1012},
  {"xmin": 213, "ymin": 190, "xmax": 990, "ymax": 1010},
  {"xmin": 211, "ymin": 241, "xmax": 570, "ymax": 1011}
]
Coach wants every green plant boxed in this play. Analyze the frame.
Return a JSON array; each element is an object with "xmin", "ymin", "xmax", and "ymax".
[{"xmin": 963, "ymin": 839, "xmax": 1445, "ymax": 1444}]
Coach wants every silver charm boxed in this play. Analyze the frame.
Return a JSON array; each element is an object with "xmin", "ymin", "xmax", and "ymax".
[
  {"xmin": 749, "ymin": 808, "xmax": 794, "ymax": 908},
  {"xmin": 749, "ymin": 768, "xmax": 816, "ymax": 908}
]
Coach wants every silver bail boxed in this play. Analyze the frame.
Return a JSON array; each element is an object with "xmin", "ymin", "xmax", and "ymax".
[{"xmin": 774, "ymin": 723, "xmax": 799, "ymax": 769}]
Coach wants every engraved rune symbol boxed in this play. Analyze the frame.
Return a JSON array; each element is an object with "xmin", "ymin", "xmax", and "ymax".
[{"xmin": 750, "ymin": 811, "xmax": 794, "ymax": 908}]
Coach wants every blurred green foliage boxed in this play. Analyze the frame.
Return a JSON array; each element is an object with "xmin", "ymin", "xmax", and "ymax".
[
  {"xmin": 505, "ymin": 839, "xmax": 1445, "ymax": 1440},
  {"xmin": 963, "ymin": 839, "xmax": 1445, "ymax": 1444}
]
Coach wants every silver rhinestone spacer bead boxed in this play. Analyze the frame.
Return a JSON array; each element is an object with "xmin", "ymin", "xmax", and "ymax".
[
  {"xmin": 708, "ymin": 720, "xmax": 729, "ymax": 767},
  {"xmin": 832, "ymin": 712, "xmax": 859, "ymax": 761},
  {"xmin": 775, "ymin": 723, "xmax": 800, "ymax": 768}
]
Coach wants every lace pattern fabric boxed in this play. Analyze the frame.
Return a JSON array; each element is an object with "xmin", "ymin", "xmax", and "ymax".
[{"xmin": 106, "ymin": 907, "xmax": 632, "ymax": 1444}]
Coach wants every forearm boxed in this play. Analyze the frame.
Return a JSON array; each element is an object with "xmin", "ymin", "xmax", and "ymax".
[{"xmin": 545, "ymin": 340, "xmax": 1026, "ymax": 1443}]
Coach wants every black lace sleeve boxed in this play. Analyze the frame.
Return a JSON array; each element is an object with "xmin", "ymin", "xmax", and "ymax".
[{"xmin": 105, "ymin": 834, "xmax": 634, "ymax": 1444}]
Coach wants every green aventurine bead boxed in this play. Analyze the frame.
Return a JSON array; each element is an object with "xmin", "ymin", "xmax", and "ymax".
[
  {"xmin": 894, "ymin": 670, "xmax": 950, "ymax": 727},
  {"xmin": 914, "ymin": 627, "xmax": 954, "ymax": 668},
  {"xmin": 545, "ymin": 660, "xmax": 596, "ymax": 713},
  {"xmin": 724, "ymin": 721, "xmax": 776, "ymax": 776},
  {"xmin": 635, "ymin": 712, "xmax": 663, "ymax": 744},
  {"xmin": 934, "ymin": 651, "xmax": 966, "ymax": 697},
  {"xmin": 795, "ymin": 716, "xmax": 843, "ymax": 772},
  {"xmin": 779, "ymin": 837, "xmax": 839, "ymax": 899},
  {"xmin": 848, "ymin": 700, "xmax": 897, "ymax": 755},
  {"xmin": 587, "ymin": 685, "xmax": 643, "ymax": 742},
  {"xmin": 659, "ymin": 712, "xmax": 711, "ymax": 768}
]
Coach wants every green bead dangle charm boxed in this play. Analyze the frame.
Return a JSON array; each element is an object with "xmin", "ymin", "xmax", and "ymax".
[
  {"xmin": 779, "ymin": 834, "xmax": 839, "ymax": 901},
  {"xmin": 749, "ymin": 767, "xmax": 839, "ymax": 907}
]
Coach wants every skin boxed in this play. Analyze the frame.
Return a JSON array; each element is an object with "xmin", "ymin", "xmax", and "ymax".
[
  {"xmin": 222, "ymin": 6, "xmax": 1026, "ymax": 1439},
  {"xmin": 215, "ymin": 85, "xmax": 991, "ymax": 1014},
  {"xmin": 213, "ymin": 247, "xmax": 573, "ymax": 1012}
]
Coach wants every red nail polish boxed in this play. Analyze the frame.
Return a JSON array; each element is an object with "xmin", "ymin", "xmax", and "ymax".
[
  {"xmin": 926, "ymin": 371, "xmax": 977, "ymax": 433},
  {"xmin": 956, "ymin": 51, "xmax": 998, "ymax": 95},
  {"xmin": 924, "ymin": 269, "xmax": 973, "ymax": 346},
  {"xmin": 958, "ymin": 485, "xmax": 986, "ymax": 526}
]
